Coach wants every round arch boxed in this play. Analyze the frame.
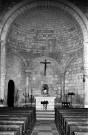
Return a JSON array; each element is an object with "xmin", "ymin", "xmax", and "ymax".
[{"xmin": 0, "ymin": 0, "xmax": 88, "ymax": 42}]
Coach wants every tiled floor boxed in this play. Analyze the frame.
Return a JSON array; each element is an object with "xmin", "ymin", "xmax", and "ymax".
[{"xmin": 31, "ymin": 120, "xmax": 59, "ymax": 135}]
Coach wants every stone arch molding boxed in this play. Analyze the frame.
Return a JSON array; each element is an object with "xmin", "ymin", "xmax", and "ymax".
[{"xmin": 0, "ymin": 0, "xmax": 88, "ymax": 101}]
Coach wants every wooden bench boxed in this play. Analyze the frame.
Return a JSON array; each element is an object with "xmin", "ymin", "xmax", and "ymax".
[
  {"xmin": 55, "ymin": 108, "xmax": 88, "ymax": 122},
  {"xmin": 0, "ymin": 124, "xmax": 22, "ymax": 135},
  {"xmin": 60, "ymin": 113, "xmax": 88, "ymax": 129},
  {"xmin": 55, "ymin": 108, "xmax": 88, "ymax": 135},
  {"xmin": 0, "ymin": 107, "xmax": 36, "ymax": 135},
  {"xmin": 68, "ymin": 125, "xmax": 88, "ymax": 135},
  {"xmin": 74, "ymin": 131, "xmax": 88, "ymax": 135},
  {"xmin": 59, "ymin": 113, "xmax": 88, "ymax": 134},
  {"xmin": 0, "ymin": 107, "xmax": 36, "ymax": 121},
  {"xmin": 65, "ymin": 119, "xmax": 88, "ymax": 135},
  {"xmin": 0, "ymin": 109, "xmax": 36, "ymax": 128},
  {"xmin": 0, "ymin": 113, "xmax": 32, "ymax": 134},
  {"xmin": 0, "ymin": 120, "xmax": 26, "ymax": 134},
  {"xmin": 0, "ymin": 115, "xmax": 31, "ymax": 134},
  {"xmin": 0, "ymin": 131, "xmax": 17, "ymax": 135},
  {"xmin": 62, "ymin": 114, "xmax": 88, "ymax": 127}
]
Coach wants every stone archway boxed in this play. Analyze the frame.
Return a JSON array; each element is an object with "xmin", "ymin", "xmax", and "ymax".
[{"xmin": 0, "ymin": 0, "xmax": 88, "ymax": 107}]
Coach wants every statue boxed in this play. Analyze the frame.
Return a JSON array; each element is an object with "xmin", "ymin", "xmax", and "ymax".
[{"xmin": 42, "ymin": 84, "xmax": 49, "ymax": 96}]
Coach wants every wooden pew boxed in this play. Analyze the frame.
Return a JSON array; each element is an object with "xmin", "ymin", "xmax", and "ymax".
[
  {"xmin": 0, "ymin": 131, "xmax": 17, "ymax": 135},
  {"xmin": 55, "ymin": 108, "xmax": 88, "ymax": 123},
  {"xmin": 65, "ymin": 119, "xmax": 88, "ymax": 135},
  {"xmin": 0, "ymin": 107, "xmax": 36, "ymax": 135},
  {"xmin": 68, "ymin": 125, "xmax": 88, "ymax": 135},
  {"xmin": 57, "ymin": 111, "xmax": 88, "ymax": 133},
  {"xmin": 0, "ymin": 108, "xmax": 36, "ymax": 128},
  {"xmin": 60, "ymin": 113, "xmax": 88, "ymax": 129},
  {"xmin": 0, "ymin": 111, "xmax": 32, "ymax": 125},
  {"xmin": 0, "ymin": 107, "xmax": 36, "ymax": 122},
  {"xmin": 0, "ymin": 115, "xmax": 31, "ymax": 134},
  {"xmin": 74, "ymin": 132, "xmax": 88, "ymax": 135},
  {"xmin": 0, "ymin": 125, "xmax": 22, "ymax": 135},
  {"xmin": 55, "ymin": 108, "xmax": 88, "ymax": 135},
  {"xmin": 0, "ymin": 120, "xmax": 26, "ymax": 134},
  {"xmin": 56, "ymin": 108, "xmax": 88, "ymax": 120},
  {"xmin": 62, "ymin": 115, "xmax": 88, "ymax": 129},
  {"xmin": 0, "ymin": 116, "xmax": 28, "ymax": 127},
  {"xmin": 0, "ymin": 114, "xmax": 31, "ymax": 134}
]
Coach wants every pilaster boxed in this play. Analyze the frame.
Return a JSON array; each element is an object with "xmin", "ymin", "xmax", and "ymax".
[
  {"xmin": 61, "ymin": 73, "xmax": 65, "ymax": 102},
  {"xmin": 0, "ymin": 40, "xmax": 6, "ymax": 102},
  {"xmin": 83, "ymin": 42, "xmax": 88, "ymax": 108}
]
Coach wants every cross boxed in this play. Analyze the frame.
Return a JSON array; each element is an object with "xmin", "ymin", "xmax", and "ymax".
[{"xmin": 40, "ymin": 59, "xmax": 51, "ymax": 76}]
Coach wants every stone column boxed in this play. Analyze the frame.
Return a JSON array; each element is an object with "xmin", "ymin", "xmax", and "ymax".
[
  {"xmin": 25, "ymin": 70, "xmax": 32, "ymax": 94},
  {"xmin": 0, "ymin": 41, "xmax": 6, "ymax": 101},
  {"xmin": 25, "ymin": 72, "xmax": 29, "ymax": 94},
  {"xmin": 84, "ymin": 42, "xmax": 88, "ymax": 108},
  {"xmin": 61, "ymin": 73, "xmax": 65, "ymax": 102}
]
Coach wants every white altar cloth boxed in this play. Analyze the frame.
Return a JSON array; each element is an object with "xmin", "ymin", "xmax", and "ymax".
[{"xmin": 35, "ymin": 96, "xmax": 55, "ymax": 110}]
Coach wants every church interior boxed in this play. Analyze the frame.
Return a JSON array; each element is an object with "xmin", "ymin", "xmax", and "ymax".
[{"xmin": 0, "ymin": 0, "xmax": 88, "ymax": 134}]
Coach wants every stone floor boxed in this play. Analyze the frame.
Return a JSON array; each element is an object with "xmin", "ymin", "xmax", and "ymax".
[{"xmin": 31, "ymin": 120, "xmax": 59, "ymax": 135}]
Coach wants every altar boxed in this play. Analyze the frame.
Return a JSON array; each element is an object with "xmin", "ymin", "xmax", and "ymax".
[{"xmin": 35, "ymin": 96, "xmax": 56, "ymax": 110}]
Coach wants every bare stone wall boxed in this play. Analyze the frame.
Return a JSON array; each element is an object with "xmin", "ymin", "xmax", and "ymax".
[
  {"xmin": 0, "ymin": 44, "xmax": 1, "ymax": 97},
  {"xmin": 5, "ymin": 47, "xmax": 26, "ymax": 104},
  {"xmin": 0, "ymin": 0, "xmax": 87, "ymax": 106}
]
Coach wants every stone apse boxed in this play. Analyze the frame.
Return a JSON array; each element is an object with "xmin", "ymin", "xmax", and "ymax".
[{"xmin": 0, "ymin": 0, "xmax": 87, "ymax": 107}]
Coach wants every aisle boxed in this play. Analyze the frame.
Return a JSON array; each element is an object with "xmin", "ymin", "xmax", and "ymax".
[{"xmin": 31, "ymin": 120, "xmax": 59, "ymax": 135}]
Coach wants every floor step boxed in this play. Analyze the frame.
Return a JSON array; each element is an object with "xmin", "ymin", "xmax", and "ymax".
[
  {"xmin": 37, "ymin": 117, "xmax": 54, "ymax": 120},
  {"xmin": 36, "ymin": 110, "xmax": 55, "ymax": 120},
  {"xmin": 36, "ymin": 111, "xmax": 55, "ymax": 114},
  {"xmin": 36, "ymin": 114, "xmax": 54, "ymax": 117}
]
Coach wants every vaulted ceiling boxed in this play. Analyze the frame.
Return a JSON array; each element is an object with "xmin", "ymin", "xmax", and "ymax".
[
  {"xmin": 6, "ymin": 5, "xmax": 83, "ymax": 68},
  {"xmin": 7, "ymin": 6, "xmax": 83, "ymax": 52}
]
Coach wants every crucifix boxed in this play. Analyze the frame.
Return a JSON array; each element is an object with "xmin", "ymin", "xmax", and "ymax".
[{"xmin": 40, "ymin": 59, "xmax": 51, "ymax": 76}]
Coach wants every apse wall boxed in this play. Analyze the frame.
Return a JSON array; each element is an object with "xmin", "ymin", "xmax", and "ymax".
[
  {"xmin": 0, "ymin": 45, "xmax": 1, "ymax": 97},
  {"xmin": 5, "ymin": 47, "xmax": 26, "ymax": 105},
  {"xmin": 5, "ymin": 4, "xmax": 84, "ymax": 106},
  {"xmin": 0, "ymin": 0, "xmax": 88, "ymax": 107}
]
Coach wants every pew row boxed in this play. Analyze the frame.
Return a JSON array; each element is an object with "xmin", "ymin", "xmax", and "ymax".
[
  {"xmin": 0, "ymin": 107, "xmax": 36, "ymax": 135},
  {"xmin": 74, "ymin": 132, "xmax": 88, "ymax": 135},
  {"xmin": 0, "ymin": 131, "xmax": 17, "ymax": 135},
  {"xmin": 55, "ymin": 107, "xmax": 88, "ymax": 135}
]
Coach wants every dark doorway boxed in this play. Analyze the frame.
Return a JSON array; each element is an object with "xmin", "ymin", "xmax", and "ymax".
[{"xmin": 7, "ymin": 80, "xmax": 15, "ymax": 107}]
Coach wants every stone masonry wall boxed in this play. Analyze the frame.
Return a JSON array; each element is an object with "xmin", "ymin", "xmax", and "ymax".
[
  {"xmin": 0, "ymin": 0, "xmax": 87, "ymax": 106},
  {"xmin": 5, "ymin": 47, "xmax": 26, "ymax": 104}
]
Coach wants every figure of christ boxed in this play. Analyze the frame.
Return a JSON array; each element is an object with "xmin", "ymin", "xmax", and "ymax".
[{"xmin": 40, "ymin": 59, "xmax": 51, "ymax": 76}]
